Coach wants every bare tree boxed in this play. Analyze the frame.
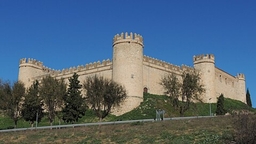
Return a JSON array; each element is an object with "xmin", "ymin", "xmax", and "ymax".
[
  {"xmin": 0, "ymin": 81, "xmax": 25, "ymax": 128},
  {"xmin": 40, "ymin": 76, "xmax": 66, "ymax": 126},
  {"xmin": 161, "ymin": 73, "xmax": 181, "ymax": 109},
  {"xmin": 83, "ymin": 75, "xmax": 127, "ymax": 121},
  {"xmin": 161, "ymin": 70, "xmax": 204, "ymax": 116}
]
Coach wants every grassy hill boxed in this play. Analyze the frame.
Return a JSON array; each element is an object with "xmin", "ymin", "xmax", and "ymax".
[
  {"xmin": 113, "ymin": 93, "xmax": 255, "ymax": 121},
  {"xmin": 0, "ymin": 93, "xmax": 255, "ymax": 143}
]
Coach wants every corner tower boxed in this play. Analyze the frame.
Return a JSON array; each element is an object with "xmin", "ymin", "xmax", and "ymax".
[
  {"xmin": 193, "ymin": 54, "xmax": 216, "ymax": 103},
  {"xmin": 112, "ymin": 32, "xmax": 144, "ymax": 115},
  {"xmin": 18, "ymin": 58, "xmax": 46, "ymax": 88},
  {"xmin": 236, "ymin": 73, "xmax": 246, "ymax": 103}
]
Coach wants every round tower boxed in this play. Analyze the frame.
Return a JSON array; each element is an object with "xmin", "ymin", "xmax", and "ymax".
[
  {"xmin": 236, "ymin": 73, "xmax": 246, "ymax": 103},
  {"xmin": 112, "ymin": 32, "xmax": 144, "ymax": 115},
  {"xmin": 18, "ymin": 58, "xmax": 46, "ymax": 88},
  {"xmin": 193, "ymin": 54, "xmax": 216, "ymax": 103}
]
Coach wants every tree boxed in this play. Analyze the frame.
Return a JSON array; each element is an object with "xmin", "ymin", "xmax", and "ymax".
[
  {"xmin": 83, "ymin": 75, "xmax": 127, "ymax": 121},
  {"xmin": 215, "ymin": 94, "xmax": 227, "ymax": 115},
  {"xmin": 246, "ymin": 88, "xmax": 252, "ymax": 107},
  {"xmin": 161, "ymin": 70, "xmax": 204, "ymax": 116},
  {"xmin": 62, "ymin": 73, "xmax": 87, "ymax": 123},
  {"xmin": 160, "ymin": 73, "xmax": 181, "ymax": 109},
  {"xmin": 0, "ymin": 81, "xmax": 11, "ymax": 111},
  {"xmin": 0, "ymin": 81, "xmax": 25, "ymax": 128},
  {"xmin": 0, "ymin": 79, "xmax": 7, "ymax": 110},
  {"xmin": 180, "ymin": 71, "xmax": 204, "ymax": 116},
  {"xmin": 40, "ymin": 76, "xmax": 66, "ymax": 126},
  {"xmin": 21, "ymin": 80, "xmax": 44, "ymax": 127},
  {"xmin": 55, "ymin": 78, "xmax": 67, "ymax": 124}
]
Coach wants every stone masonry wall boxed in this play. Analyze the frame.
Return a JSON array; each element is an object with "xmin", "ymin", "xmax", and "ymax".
[
  {"xmin": 19, "ymin": 58, "xmax": 113, "ymax": 88},
  {"xmin": 143, "ymin": 55, "xmax": 192, "ymax": 95},
  {"xmin": 215, "ymin": 68, "xmax": 246, "ymax": 103}
]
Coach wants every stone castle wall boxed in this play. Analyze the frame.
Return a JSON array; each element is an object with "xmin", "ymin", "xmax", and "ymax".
[
  {"xmin": 19, "ymin": 58, "xmax": 113, "ymax": 88},
  {"xmin": 18, "ymin": 32, "xmax": 246, "ymax": 115},
  {"xmin": 215, "ymin": 68, "xmax": 246, "ymax": 103},
  {"xmin": 143, "ymin": 56, "xmax": 193, "ymax": 95}
]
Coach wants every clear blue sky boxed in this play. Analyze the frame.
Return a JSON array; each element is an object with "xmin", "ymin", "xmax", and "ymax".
[{"xmin": 1, "ymin": 1, "xmax": 255, "ymax": 106}]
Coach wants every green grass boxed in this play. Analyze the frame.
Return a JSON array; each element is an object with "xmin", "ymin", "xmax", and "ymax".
[
  {"xmin": 224, "ymin": 98, "xmax": 255, "ymax": 113},
  {"xmin": 0, "ymin": 94, "xmax": 255, "ymax": 144},
  {"xmin": 0, "ymin": 93, "xmax": 255, "ymax": 130},
  {"xmin": 113, "ymin": 93, "xmax": 255, "ymax": 121}
]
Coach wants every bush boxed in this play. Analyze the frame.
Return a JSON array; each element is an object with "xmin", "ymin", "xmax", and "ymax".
[
  {"xmin": 6, "ymin": 126, "xmax": 14, "ymax": 129},
  {"xmin": 233, "ymin": 114, "xmax": 256, "ymax": 143}
]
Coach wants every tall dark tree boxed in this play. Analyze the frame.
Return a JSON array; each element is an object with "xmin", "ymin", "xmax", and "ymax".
[
  {"xmin": 161, "ymin": 70, "xmax": 204, "ymax": 116},
  {"xmin": 21, "ymin": 80, "xmax": 44, "ymax": 127},
  {"xmin": 246, "ymin": 88, "xmax": 252, "ymax": 107},
  {"xmin": 83, "ymin": 75, "xmax": 127, "ymax": 121},
  {"xmin": 62, "ymin": 73, "xmax": 87, "ymax": 123},
  {"xmin": 40, "ymin": 76, "xmax": 66, "ymax": 126},
  {"xmin": 0, "ymin": 81, "xmax": 25, "ymax": 128},
  {"xmin": 215, "ymin": 94, "xmax": 227, "ymax": 115},
  {"xmin": 0, "ymin": 81, "xmax": 12, "ymax": 111},
  {"xmin": 0, "ymin": 80, "xmax": 9, "ymax": 110}
]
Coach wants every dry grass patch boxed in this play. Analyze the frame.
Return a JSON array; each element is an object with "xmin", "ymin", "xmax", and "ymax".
[{"xmin": 0, "ymin": 116, "xmax": 240, "ymax": 143}]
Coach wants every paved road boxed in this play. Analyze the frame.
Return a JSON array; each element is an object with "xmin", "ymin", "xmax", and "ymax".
[{"xmin": 0, "ymin": 115, "xmax": 215, "ymax": 133}]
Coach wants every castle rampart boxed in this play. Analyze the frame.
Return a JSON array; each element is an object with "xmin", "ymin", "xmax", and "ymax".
[
  {"xmin": 193, "ymin": 54, "xmax": 215, "ymax": 64},
  {"xmin": 142, "ymin": 55, "xmax": 195, "ymax": 96},
  {"xmin": 112, "ymin": 32, "xmax": 144, "ymax": 115},
  {"xmin": 215, "ymin": 68, "xmax": 246, "ymax": 103},
  {"xmin": 143, "ymin": 56, "xmax": 193, "ymax": 74},
  {"xmin": 193, "ymin": 54, "xmax": 216, "ymax": 102},
  {"xmin": 19, "ymin": 57, "xmax": 113, "ymax": 88},
  {"xmin": 113, "ymin": 32, "xmax": 143, "ymax": 47},
  {"xmin": 18, "ymin": 32, "xmax": 246, "ymax": 115}
]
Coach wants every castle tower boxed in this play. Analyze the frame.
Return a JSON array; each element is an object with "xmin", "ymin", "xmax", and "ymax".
[
  {"xmin": 18, "ymin": 58, "xmax": 46, "ymax": 88},
  {"xmin": 193, "ymin": 54, "xmax": 216, "ymax": 103},
  {"xmin": 112, "ymin": 32, "xmax": 144, "ymax": 115},
  {"xmin": 236, "ymin": 73, "xmax": 246, "ymax": 103}
]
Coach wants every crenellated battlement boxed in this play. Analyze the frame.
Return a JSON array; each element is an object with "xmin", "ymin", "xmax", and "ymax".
[
  {"xmin": 113, "ymin": 32, "xmax": 143, "ymax": 47},
  {"xmin": 143, "ymin": 55, "xmax": 193, "ymax": 73},
  {"xmin": 19, "ymin": 58, "xmax": 44, "ymax": 67},
  {"xmin": 236, "ymin": 73, "xmax": 245, "ymax": 80},
  {"xmin": 58, "ymin": 59, "xmax": 112, "ymax": 75},
  {"xmin": 19, "ymin": 58, "xmax": 58, "ymax": 74},
  {"xmin": 193, "ymin": 54, "xmax": 215, "ymax": 64},
  {"xmin": 20, "ymin": 58, "xmax": 112, "ymax": 77},
  {"xmin": 193, "ymin": 54, "xmax": 215, "ymax": 61},
  {"xmin": 181, "ymin": 64, "xmax": 194, "ymax": 71}
]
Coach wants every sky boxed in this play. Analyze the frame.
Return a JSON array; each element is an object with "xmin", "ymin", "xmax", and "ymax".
[{"xmin": 0, "ymin": 1, "xmax": 255, "ymax": 106}]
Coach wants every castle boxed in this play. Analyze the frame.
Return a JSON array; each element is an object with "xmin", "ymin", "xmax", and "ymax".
[{"xmin": 18, "ymin": 32, "xmax": 246, "ymax": 115}]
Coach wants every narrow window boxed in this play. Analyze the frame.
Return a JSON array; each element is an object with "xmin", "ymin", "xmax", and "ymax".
[{"xmin": 144, "ymin": 87, "xmax": 148, "ymax": 93}]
